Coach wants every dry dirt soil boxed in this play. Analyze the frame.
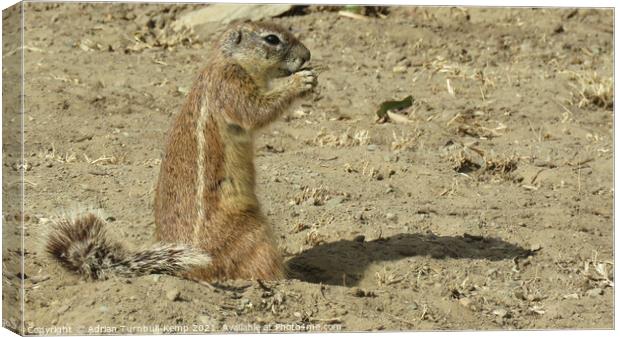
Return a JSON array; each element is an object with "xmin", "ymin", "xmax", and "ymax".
[{"xmin": 2, "ymin": 3, "xmax": 614, "ymax": 334}]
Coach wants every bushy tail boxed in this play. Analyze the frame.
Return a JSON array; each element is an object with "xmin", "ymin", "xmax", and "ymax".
[{"xmin": 45, "ymin": 212, "xmax": 211, "ymax": 280}]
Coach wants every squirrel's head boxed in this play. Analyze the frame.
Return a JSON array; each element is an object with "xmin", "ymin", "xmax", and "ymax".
[{"xmin": 217, "ymin": 21, "xmax": 311, "ymax": 79}]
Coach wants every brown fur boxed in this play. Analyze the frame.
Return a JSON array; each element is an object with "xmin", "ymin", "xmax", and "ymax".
[
  {"xmin": 154, "ymin": 22, "xmax": 316, "ymax": 282},
  {"xmin": 46, "ymin": 22, "xmax": 315, "ymax": 282}
]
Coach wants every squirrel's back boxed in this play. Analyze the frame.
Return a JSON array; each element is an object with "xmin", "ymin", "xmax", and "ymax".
[{"xmin": 153, "ymin": 21, "xmax": 314, "ymax": 282}]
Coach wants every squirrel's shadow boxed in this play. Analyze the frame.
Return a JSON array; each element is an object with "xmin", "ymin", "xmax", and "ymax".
[{"xmin": 286, "ymin": 233, "xmax": 532, "ymax": 286}]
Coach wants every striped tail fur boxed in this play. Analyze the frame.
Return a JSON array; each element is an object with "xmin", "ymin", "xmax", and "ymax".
[{"xmin": 45, "ymin": 211, "xmax": 211, "ymax": 280}]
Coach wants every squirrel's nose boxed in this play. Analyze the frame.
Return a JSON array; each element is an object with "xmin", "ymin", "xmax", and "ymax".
[{"xmin": 294, "ymin": 45, "xmax": 310, "ymax": 65}]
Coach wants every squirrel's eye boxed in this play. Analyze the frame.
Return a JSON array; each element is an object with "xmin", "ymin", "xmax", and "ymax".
[{"xmin": 264, "ymin": 34, "xmax": 280, "ymax": 45}]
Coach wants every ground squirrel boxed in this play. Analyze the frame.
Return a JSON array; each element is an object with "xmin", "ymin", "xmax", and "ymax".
[{"xmin": 46, "ymin": 21, "xmax": 317, "ymax": 282}]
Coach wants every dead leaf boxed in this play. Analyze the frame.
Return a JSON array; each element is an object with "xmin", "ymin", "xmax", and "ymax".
[{"xmin": 376, "ymin": 95, "xmax": 414, "ymax": 123}]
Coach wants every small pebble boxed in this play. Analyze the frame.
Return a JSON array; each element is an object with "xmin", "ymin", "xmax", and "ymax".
[
  {"xmin": 386, "ymin": 213, "xmax": 397, "ymax": 222},
  {"xmin": 292, "ymin": 108, "xmax": 308, "ymax": 118},
  {"xmin": 367, "ymin": 144, "xmax": 378, "ymax": 151},
  {"xmin": 30, "ymin": 275, "xmax": 50, "ymax": 284},
  {"xmin": 513, "ymin": 290, "xmax": 527, "ymax": 301},
  {"xmin": 356, "ymin": 212, "xmax": 366, "ymax": 222},
  {"xmin": 350, "ymin": 287, "xmax": 374, "ymax": 297},
  {"xmin": 458, "ymin": 297, "xmax": 474, "ymax": 310},
  {"xmin": 586, "ymin": 288, "xmax": 603, "ymax": 297},
  {"xmin": 351, "ymin": 287, "xmax": 365, "ymax": 297},
  {"xmin": 563, "ymin": 293, "xmax": 580, "ymax": 300},
  {"xmin": 273, "ymin": 292, "xmax": 284, "ymax": 305},
  {"xmin": 198, "ymin": 315, "xmax": 210, "ymax": 324},
  {"xmin": 353, "ymin": 235, "xmax": 365, "ymax": 243},
  {"xmin": 397, "ymin": 58, "xmax": 412, "ymax": 67},
  {"xmin": 392, "ymin": 65, "xmax": 408, "ymax": 73},
  {"xmin": 326, "ymin": 196, "xmax": 344, "ymax": 209},
  {"xmin": 56, "ymin": 305, "xmax": 70, "ymax": 314},
  {"xmin": 334, "ymin": 308, "xmax": 348, "ymax": 316},
  {"xmin": 492, "ymin": 308, "xmax": 508, "ymax": 318},
  {"xmin": 199, "ymin": 315, "xmax": 216, "ymax": 327},
  {"xmin": 166, "ymin": 289, "xmax": 181, "ymax": 301}
]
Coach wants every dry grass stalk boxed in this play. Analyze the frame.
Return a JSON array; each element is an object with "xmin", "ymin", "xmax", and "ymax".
[
  {"xmin": 450, "ymin": 148, "xmax": 520, "ymax": 182},
  {"xmin": 567, "ymin": 71, "xmax": 613, "ymax": 110},
  {"xmin": 293, "ymin": 186, "xmax": 330, "ymax": 206},
  {"xmin": 43, "ymin": 144, "xmax": 77, "ymax": 163},
  {"xmin": 391, "ymin": 130, "xmax": 422, "ymax": 152},
  {"xmin": 375, "ymin": 266, "xmax": 403, "ymax": 287},
  {"xmin": 583, "ymin": 250, "xmax": 614, "ymax": 288},
  {"xmin": 484, "ymin": 156, "xmax": 519, "ymax": 175},
  {"xmin": 84, "ymin": 153, "xmax": 126, "ymax": 165},
  {"xmin": 128, "ymin": 26, "xmax": 199, "ymax": 52},
  {"xmin": 312, "ymin": 128, "xmax": 370, "ymax": 147},
  {"xmin": 305, "ymin": 229, "xmax": 327, "ymax": 246},
  {"xmin": 447, "ymin": 111, "xmax": 506, "ymax": 139}
]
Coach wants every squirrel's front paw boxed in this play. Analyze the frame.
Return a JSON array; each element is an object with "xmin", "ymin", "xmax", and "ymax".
[{"xmin": 290, "ymin": 69, "xmax": 317, "ymax": 94}]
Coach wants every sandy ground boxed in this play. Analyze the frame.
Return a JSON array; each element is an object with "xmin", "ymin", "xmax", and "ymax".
[{"xmin": 2, "ymin": 3, "xmax": 614, "ymax": 334}]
